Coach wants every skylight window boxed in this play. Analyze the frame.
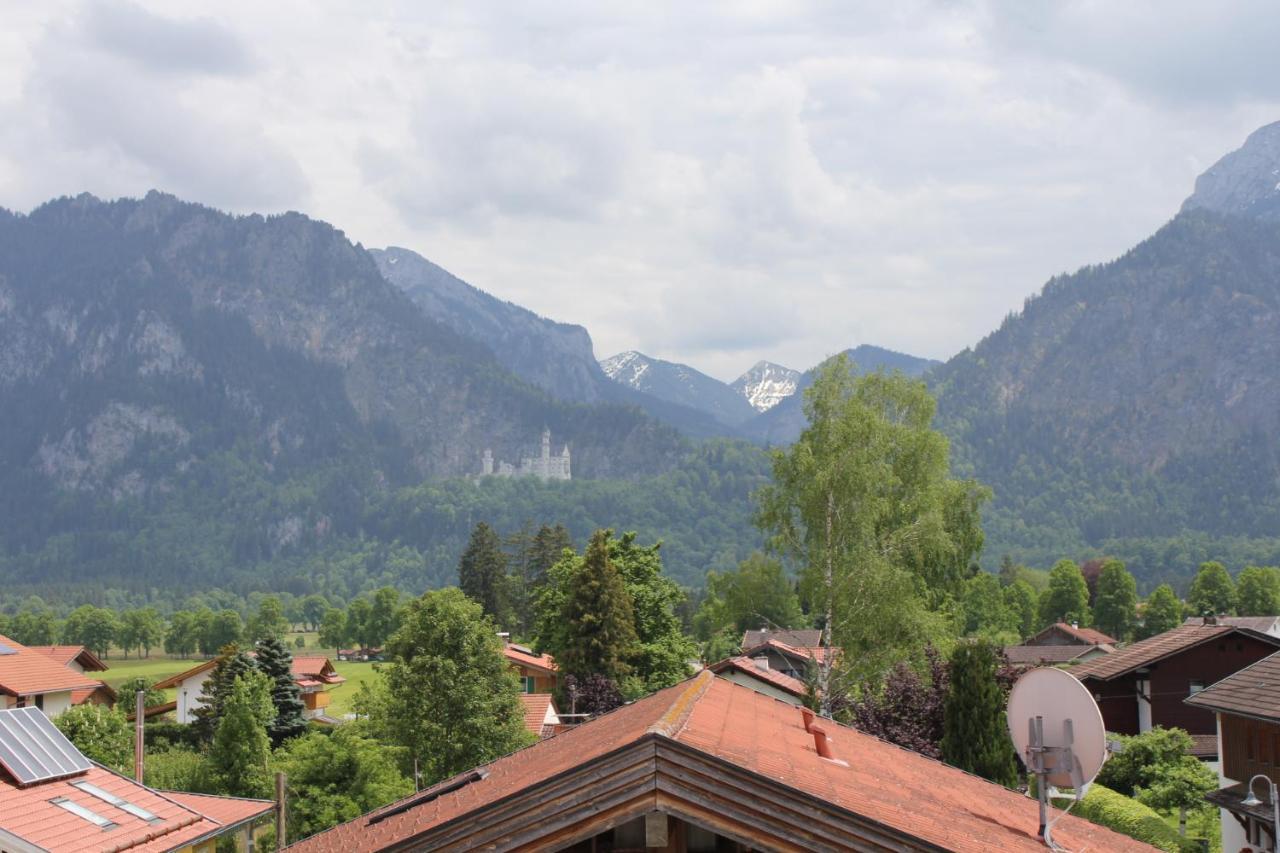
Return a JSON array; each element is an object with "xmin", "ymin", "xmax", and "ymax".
[
  {"xmin": 51, "ymin": 797, "xmax": 117, "ymax": 829},
  {"xmin": 71, "ymin": 780, "xmax": 161, "ymax": 823}
]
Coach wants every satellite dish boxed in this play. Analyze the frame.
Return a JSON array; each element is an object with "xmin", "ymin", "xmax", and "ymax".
[{"xmin": 1007, "ymin": 666, "xmax": 1108, "ymax": 790}]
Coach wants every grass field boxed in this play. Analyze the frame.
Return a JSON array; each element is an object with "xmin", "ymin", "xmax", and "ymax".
[{"xmin": 324, "ymin": 661, "xmax": 380, "ymax": 716}]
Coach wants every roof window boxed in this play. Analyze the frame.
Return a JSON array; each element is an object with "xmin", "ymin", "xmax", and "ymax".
[
  {"xmin": 71, "ymin": 780, "xmax": 161, "ymax": 823},
  {"xmin": 51, "ymin": 796, "xmax": 117, "ymax": 830}
]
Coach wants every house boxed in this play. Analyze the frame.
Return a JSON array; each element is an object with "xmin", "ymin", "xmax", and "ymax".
[
  {"xmin": 285, "ymin": 670, "xmax": 1153, "ymax": 852},
  {"xmin": 741, "ymin": 627, "xmax": 824, "ymax": 649},
  {"xmin": 0, "ymin": 633, "xmax": 109, "ymax": 718},
  {"xmin": 503, "ymin": 643, "xmax": 558, "ymax": 694},
  {"xmin": 1069, "ymin": 619, "xmax": 1280, "ymax": 756},
  {"xmin": 737, "ymin": 637, "xmax": 835, "ymax": 680},
  {"xmin": 1024, "ymin": 621, "xmax": 1117, "ymax": 647},
  {"xmin": 1003, "ymin": 642, "xmax": 1115, "ymax": 667},
  {"xmin": 707, "ymin": 654, "xmax": 808, "ymax": 704},
  {"xmin": 30, "ymin": 644, "xmax": 118, "ymax": 707},
  {"xmin": 153, "ymin": 653, "xmax": 346, "ymax": 724},
  {"xmin": 1185, "ymin": 649, "xmax": 1280, "ymax": 853},
  {"xmin": 0, "ymin": 706, "xmax": 273, "ymax": 852},
  {"xmin": 337, "ymin": 647, "xmax": 383, "ymax": 662},
  {"xmin": 1183, "ymin": 615, "xmax": 1280, "ymax": 638},
  {"xmin": 518, "ymin": 693, "xmax": 561, "ymax": 738}
]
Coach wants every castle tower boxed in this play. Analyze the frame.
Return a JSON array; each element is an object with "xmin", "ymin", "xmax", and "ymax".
[
  {"xmin": 541, "ymin": 428, "xmax": 552, "ymax": 460},
  {"xmin": 560, "ymin": 444, "xmax": 571, "ymax": 480},
  {"xmin": 482, "ymin": 448, "xmax": 494, "ymax": 476}
]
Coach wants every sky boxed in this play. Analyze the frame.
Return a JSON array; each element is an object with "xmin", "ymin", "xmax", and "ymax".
[{"xmin": 1, "ymin": 2, "xmax": 1278, "ymax": 382}]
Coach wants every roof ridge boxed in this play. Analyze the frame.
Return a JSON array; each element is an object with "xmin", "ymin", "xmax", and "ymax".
[{"xmin": 647, "ymin": 669, "xmax": 714, "ymax": 739}]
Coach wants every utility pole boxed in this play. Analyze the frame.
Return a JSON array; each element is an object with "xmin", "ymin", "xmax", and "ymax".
[
  {"xmin": 134, "ymin": 690, "xmax": 145, "ymax": 782},
  {"xmin": 275, "ymin": 771, "xmax": 287, "ymax": 850}
]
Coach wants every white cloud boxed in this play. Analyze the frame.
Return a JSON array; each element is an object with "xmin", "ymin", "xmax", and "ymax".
[{"xmin": 0, "ymin": 0, "xmax": 1277, "ymax": 381}]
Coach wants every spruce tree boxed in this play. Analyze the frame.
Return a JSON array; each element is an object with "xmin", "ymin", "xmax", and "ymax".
[
  {"xmin": 557, "ymin": 529, "xmax": 638, "ymax": 683},
  {"xmin": 192, "ymin": 644, "xmax": 255, "ymax": 743},
  {"xmin": 1093, "ymin": 559, "xmax": 1138, "ymax": 641},
  {"xmin": 208, "ymin": 671, "xmax": 274, "ymax": 798},
  {"xmin": 940, "ymin": 641, "xmax": 1018, "ymax": 787},
  {"xmin": 529, "ymin": 524, "xmax": 573, "ymax": 586},
  {"xmin": 255, "ymin": 635, "xmax": 307, "ymax": 744},
  {"xmin": 458, "ymin": 522, "xmax": 511, "ymax": 626}
]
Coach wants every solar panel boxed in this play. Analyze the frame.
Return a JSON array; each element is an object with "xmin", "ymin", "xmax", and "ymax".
[
  {"xmin": 0, "ymin": 642, "xmax": 17, "ymax": 655},
  {"xmin": 0, "ymin": 707, "xmax": 93, "ymax": 786}
]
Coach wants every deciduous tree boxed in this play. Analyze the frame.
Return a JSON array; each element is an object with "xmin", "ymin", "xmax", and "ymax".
[
  {"xmin": 1236, "ymin": 566, "xmax": 1280, "ymax": 616},
  {"xmin": 694, "ymin": 552, "xmax": 807, "ymax": 641},
  {"xmin": 1140, "ymin": 584, "xmax": 1185, "ymax": 638},
  {"xmin": 54, "ymin": 705, "xmax": 132, "ymax": 773},
  {"xmin": 1187, "ymin": 561, "xmax": 1236, "ymax": 617},
  {"xmin": 1038, "ymin": 559, "xmax": 1090, "ymax": 628},
  {"xmin": 1093, "ymin": 559, "xmax": 1138, "ymax": 641}
]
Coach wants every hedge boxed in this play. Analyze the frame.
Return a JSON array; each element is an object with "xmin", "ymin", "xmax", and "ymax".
[{"xmin": 1053, "ymin": 783, "xmax": 1203, "ymax": 852}]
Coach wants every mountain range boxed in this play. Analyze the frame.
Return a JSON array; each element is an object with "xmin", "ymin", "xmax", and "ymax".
[{"xmin": 4, "ymin": 121, "xmax": 1280, "ymax": 595}]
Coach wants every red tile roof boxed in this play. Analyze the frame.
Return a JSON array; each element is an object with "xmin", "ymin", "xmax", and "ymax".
[
  {"xmin": 162, "ymin": 790, "xmax": 276, "ymax": 828},
  {"xmin": 1071, "ymin": 624, "xmax": 1280, "ymax": 681},
  {"xmin": 154, "ymin": 654, "xmax": 346, "ymax": 690},
  {"xmin": 288, "ymin": 672, "xmax": 1154, "ymax": 853},
  {"xmin": 1028, "ymin": 622, "xmax": 1116, "ymax": 646},
  {"xmin": 740, "ymin": 637, "xmax": 838, "ymax": 666},
  {"xmin": 0, "ymin": 762, "xmax": 272, "ymax": 853},
  {"xmin": 150, "ymin": 658, "xmax": 217, "ymax": 690},
  {"xmin": 27, "ymin": 646, "xmax": 109, "ymax": 673},
  {"xmin": 518, "ymin": 693, "xmax": 557, "ymax": 737},
  {"xmin": 502, "ymin": 644, "xmax": 557, "ymax": 673},
  {"xmin": 0, "ymin": 634, "xmax": 106, "ymax": 697},
  {"xmin": 707, "ymin": 656, "xmax": 807, "ymax": 697}
]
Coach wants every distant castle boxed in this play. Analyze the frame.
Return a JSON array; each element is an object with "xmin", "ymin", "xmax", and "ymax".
[{"xmin": 481, "ymin": 429, "xmax": 571, "ymax": 481}]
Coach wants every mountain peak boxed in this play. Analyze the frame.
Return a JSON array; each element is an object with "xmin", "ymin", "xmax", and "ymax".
[
  {"xmin": 731, "ymin": 361, "xmax": 800, "ymax": 413},
  {"xmin": 1181, "ymin": 120, "xmax": 1280, "ymax": 221}
]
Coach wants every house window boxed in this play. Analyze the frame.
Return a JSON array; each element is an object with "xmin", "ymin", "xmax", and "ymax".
[
  {"xmin": 522, "ymin": 676, "xmax": 535, "ymax": 693},
  {"xmin": 1188, "ymin": 681, "xmax": 1204, "ymax": 697},
  {"xmin": 34, "ymin": 694, "xmax": 44, "ymax": 710}
]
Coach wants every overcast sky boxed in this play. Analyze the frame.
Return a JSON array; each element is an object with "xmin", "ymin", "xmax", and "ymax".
[{"xmin": 1, "ymin": 2, "xmax": 1277, "ymax": 380}]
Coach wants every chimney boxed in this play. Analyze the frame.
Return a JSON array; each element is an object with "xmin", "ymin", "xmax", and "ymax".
[
  {"xmin": 753, "ymin": 656, "xmax": 770, "ymax": 672},
  {"xmin": 800, "ymin": 707, "xmax": 815, "ymax": 733},
  {"xmin": 1071, "ymin": 620, "xmax": 1079, "ymax": 629},
  {"xmin": 1204, "ymin": 614, "xmax": 1218, "ymax": 626},
  {"xmin": 811, "ymin": 724, "xmax": 834, "ymax": 760}
]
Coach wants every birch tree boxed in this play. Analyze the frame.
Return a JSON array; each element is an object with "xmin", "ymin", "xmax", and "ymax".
[{"xmin": 755, "ymin": 355, "xmax": 988, "ymax": 715}]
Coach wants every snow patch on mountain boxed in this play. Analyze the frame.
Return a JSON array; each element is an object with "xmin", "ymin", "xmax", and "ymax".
[{"xmin": 730, "ymin": 361, "xmax": 800, "ymax": 412}]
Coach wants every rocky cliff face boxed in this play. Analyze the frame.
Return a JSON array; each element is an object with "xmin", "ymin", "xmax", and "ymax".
[
  {"xmin": 0, "ymin": 193, "xmax": 688, "ymax": 492},
  {"xmin": 371, "ymin": 247, "xmax": 606, "ymax": 403},
  {"xmin": 1182, "ymin": 121, "xmax": 1280, "ymax": 221}
]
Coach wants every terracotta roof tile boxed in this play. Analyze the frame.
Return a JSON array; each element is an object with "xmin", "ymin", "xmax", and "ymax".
[
  {"xmin": 287, "ymin": 672, "xmax": 1154, "ymax": 853},
  {"xmin": 517, "ymin": 693, "xmax": 557, "ymax": 737},
  {"xmin": 162, "ymin": 790, "xmax": 275, "ymax": 828},
  {"xmin": 1186, "ymin": 649, "xmax": 1280, "ymax": 723},
  {"xmin": 27, "ymin": 646, "xmax": 109, "ymax": 672},
  {"xmin": 707, "ymin": 656, "xmax": 807, "ymax": 697},
  {"xmin": 1070, "ymin": 624, "xmax": 1280, "ymax": 681},
  {"xmin": 502, "ymin": 645, "xmax": 557, "ymax": 673},
  {"xmin": 0, "ymin": 634, "xmax": 107, "ymax": 696}
]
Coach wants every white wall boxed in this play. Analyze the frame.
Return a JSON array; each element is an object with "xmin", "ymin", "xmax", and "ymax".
[
  {"xmin": 40, "ymin": 691, "xmax": 72, "ymax": 718},
  {"xmin": 175, "ymin": 670, "xmax": 212, "ymax": 725}
]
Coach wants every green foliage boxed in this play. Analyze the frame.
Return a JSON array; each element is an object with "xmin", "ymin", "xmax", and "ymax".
[
  {"xmin": 7, "ymin": 605, "xmax": 57, "ymax": 645},
  {"xmin": 1096, "ymin": 727, "xmax": 1198, "ymax": 797},
  {"xmin": 117, "ymin": 676, "xmax": 167, "ymax": 710},
  {"xmin": 119, "ymin": 608, "xmax": 164, "ymax": 658},
  {"xmin": 54, "ymin": 704, "xmax": 132, "ymax": 773},
  {"xmin": 204, "ymin": 610, "xmax": 244, "ymax": 655},
  {"xmin": 458, "ymin": 522, "xmax": 511, "ymax": 626},
  {"xmin": 1141, "ymin": 584, "xmax": 1185, "ymax": 638},
  {"xmin": 548, "ymin": 530, "xmax": 639, "ymax": 683},
  {"xmin": 143, "ymin": 747, "xmax": 213, "ymax": 793},
  {"xmin": 755, "ymin": 357, "xmax": 986, "ymax": 709},
  {"xmin": 247, "ymin": 596, "xmax": 289, "ymax": 642},
  {"xmin": 1038, "ymin": 559, "xmax": 1091, "ymax": 627},
  {"xmin": 255, "ymin": 634, "xmax": 307, "ymax": 744},
  {"xmin": 61, "ymin": 605, "xmax": 119, "ymax": 658},
  {"xmin": 1135, "ymin": 758, "xmax": 1217, "ymax": 837},
  {"xmin": 940, "ymin": 641, "xmax": 1018, "ymax": 787},
  {"xmin": 273, "ymin": 725, "xmax": 414, "ymax": 843},
  {"xmin": 1236, "ymin": 565, "xmax": 1280, "ymax": 616},
  {"xmin": 375, "ymin": 588, "xmax": 533, "ymax": 785},
  {"xmin": 694, "ymin": 552, "xmax": 806, "ymax": 641},
  {"xmin": 164, "ymin": 611, "xmax": 201, "ymax": 657},
  {"xmin": 1187, "ymin": 560, "xmax": 1236, "ymax": 616},
  {"xmin": 960, "ymin": 572, "xmax": 1018, "ymax": 639},
  {"xmin": 318, "ymin": 607, "xmax": 347, "ymax": 652},
  {"xmin": 1093, "ymin": 559, "xmax": 1138, "ymax": 641},
  {"xmin": 208, "ymin": 671, "xmax": 275, "ymax": 798},
  {"xmin": 1003, "ymin": 580, "xmax": 1039, "ymax": 639},
  {"xmin": 1062, "ymin": 784, "xmax": 1202, "ymax": 852},
  {"xmin": 192, "ymin": 645, "xmax": 256, "ymax": 743}
]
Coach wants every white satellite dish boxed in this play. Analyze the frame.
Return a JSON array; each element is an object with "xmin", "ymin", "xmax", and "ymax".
[{"xmin": 1006, "ymin": 667, "xmax": 1109, "ymax": 843}]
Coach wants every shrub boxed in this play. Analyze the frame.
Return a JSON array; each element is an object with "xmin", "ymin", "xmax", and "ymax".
[
  {"xmin": 143, "ymin": 747, "xmax": 214, "ymax": 793},
  {"xmin": 144, "ymin": 721, "xmax": 203, "ymax": 751},
  {"xmin": 1057, "ymin": 784, "xmax": 1203, "ymax": 852}
]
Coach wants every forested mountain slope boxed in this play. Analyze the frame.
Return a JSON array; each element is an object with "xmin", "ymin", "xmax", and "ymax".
[{"xmin": 934, "ymin": 174, "xmax": 1280, "ymax": 583}]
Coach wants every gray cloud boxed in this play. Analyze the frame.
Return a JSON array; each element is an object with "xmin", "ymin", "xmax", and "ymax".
[{"xmin": 1, "ymin": 1, "xmax": 1277, "ymax": 380}]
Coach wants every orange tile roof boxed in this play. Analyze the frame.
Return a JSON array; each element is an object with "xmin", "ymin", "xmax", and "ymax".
[
  {"xmin": 0, "ymin": 762, "xmax": 271, "ymax": 853},
  {"xmin": 27, "ymin": 646, "xmax": 109, "ymax": 672},
  {"xmin": 1029, "ymin": 623, "xmax": 1117, "ymax": 646},
  {"xmin": 741, "ymin": 637, "xmax": 838, "ymax": 665},
  {"xmin": 518, "ymin": 693, "xmax": 557, "ymax": 737},
  {"xmin": 155, "ymin": 654, "xmax": 346, "ymax": 691},
  {"xmin": 707, "ymin": 656, "xmax": 807, "ymax": 697},
  {"xmin": 287, "ymin": 672, "xmax": 1154, "ymax": 853},
  {"xmin": 162, "ymin": 790, "xmax": 276, "ymax": 828},
  {"xmin": 151, "ymin": 658, "xmax": 218, "ymax": 690},
  {"xmin": 502, "ymin": 644, "xmax": 557, "ymax": 673},
  {"xmin": 0, "ymin": 634, "xmax": 106, "ymax": 697},
  {"xmin": 1071, "ymin": 624, "xmax": 1280, "ymax": 681}
]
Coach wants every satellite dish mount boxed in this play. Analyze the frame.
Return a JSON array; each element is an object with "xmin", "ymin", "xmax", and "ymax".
[{"xmin": 1025, "ymin": 715, "xmax": 1086, "ymax": 838}]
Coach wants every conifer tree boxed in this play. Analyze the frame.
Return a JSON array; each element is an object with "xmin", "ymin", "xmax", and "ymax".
[
  {"xmin": 529, "ymin": 524, "xmax": 573, "ymax": 586},
  {"xmin": 255, "ymin": 635, "xmax": 307, "ymax": 744},
  {"xmin": 458, "ymin": 522, "xmax": 511, "ymax": 626},
  {"xmin": 940, "ymin": 641, "xmax": 1018, "ymax": 787},
  {"xmin": 1093, "ymin": 559, "xmax": 1138, "ymax": 641},
  {"xmin": 208, "ymin": 671, "xmax": 274, "ymax": 798},
  {"xmin": 1141, "ymin": 584, "xmax": 1185, "ymax": 638},
  {"xmin": 192, "ymin": 644, "xmax": 255, "ymax": 743},
  {"xmin": 557, "ymin": 530, "xmax": 638, "ymax": 683}
]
